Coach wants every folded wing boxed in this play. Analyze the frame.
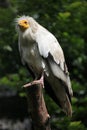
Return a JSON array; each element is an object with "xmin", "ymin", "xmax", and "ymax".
[{"xmin": 36, "ymin": 28, "xmax": 73, "ymax": 115}]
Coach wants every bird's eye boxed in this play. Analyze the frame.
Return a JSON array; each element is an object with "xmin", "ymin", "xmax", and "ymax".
[{"xmin": 24, "ymin": 21, "xmax": 27, "ymax": 24}]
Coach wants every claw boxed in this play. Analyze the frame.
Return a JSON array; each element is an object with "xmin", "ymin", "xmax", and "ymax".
[{"xmin": 23, "ymin": 73, "xmax": 44, "ymax": 88}]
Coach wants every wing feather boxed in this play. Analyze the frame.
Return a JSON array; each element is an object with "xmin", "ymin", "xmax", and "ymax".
[{"xmin": 36, "ymin": 26, "xmax": 73, "ymax": 96}]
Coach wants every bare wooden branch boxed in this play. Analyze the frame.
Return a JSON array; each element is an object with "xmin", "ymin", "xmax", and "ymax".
[{"xmin": 26, "ymin": 85, "xmax": 51, "ymax": 130}]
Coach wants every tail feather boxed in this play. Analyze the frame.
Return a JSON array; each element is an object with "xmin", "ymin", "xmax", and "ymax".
[
  {"xmin": 61, "ymin": 94, "xmax": 72, "ymax": 116},
  {"xmin": 45, "ymin": 75, "xmax": 72, "ymax": 116}
]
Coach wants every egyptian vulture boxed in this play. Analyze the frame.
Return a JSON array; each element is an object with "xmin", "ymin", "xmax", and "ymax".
[{"xmin": 15, "ymin": 16, "xmax": 73, "ymax": 116}]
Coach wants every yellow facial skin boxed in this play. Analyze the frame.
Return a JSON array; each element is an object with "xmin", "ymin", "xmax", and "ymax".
[{"xmin": 18, "ymin": 20, "xmax": 29, "ymax": 31}]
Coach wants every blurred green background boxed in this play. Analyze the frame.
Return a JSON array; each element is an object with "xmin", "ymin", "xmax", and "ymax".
[{"xmin": 0, "ymin": 0, "xmax": 87, "ymax": 130}]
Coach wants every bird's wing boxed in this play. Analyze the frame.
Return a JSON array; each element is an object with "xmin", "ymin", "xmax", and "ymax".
[
  {"xmin": 36, "ymin": 27, "xmax": 73, "ymax": 96},
  {"xmin": 36, "ymin": 27, "xmax": 73, "ymax": 116}
]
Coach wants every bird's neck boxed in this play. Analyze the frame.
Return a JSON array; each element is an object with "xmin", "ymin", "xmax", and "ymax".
[{"xmin": 22, "ymin": 28, "xmax": 36, "ymax": 42}]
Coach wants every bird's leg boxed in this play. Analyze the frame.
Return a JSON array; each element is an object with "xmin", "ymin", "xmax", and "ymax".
[{"xmin": 23, "ymin": 72, "xmax": 44, "ymax": 88}]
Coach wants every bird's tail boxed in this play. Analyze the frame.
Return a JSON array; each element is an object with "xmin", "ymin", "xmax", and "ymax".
[
  {"xmin": 45, "ymin": 73, "xmax": 72, "ymax": 117},
  {"xmin": 61, "ymin": 94, "xmax": 72, "ymax": 116}
]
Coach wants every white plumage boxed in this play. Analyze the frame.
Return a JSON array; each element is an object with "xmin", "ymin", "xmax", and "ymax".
[{"xmin": 15, "ymin": 15, "xmax": 73, "ymax": 116}]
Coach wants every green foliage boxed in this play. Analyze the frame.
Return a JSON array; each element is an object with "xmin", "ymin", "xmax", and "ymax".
[
  {"xmin": 0, "ymin": 0, "xmax": 87, "ymax": 129},
  {"xmin": 68, "ymin": 121, "xmax": 86, "ymax": 130}
]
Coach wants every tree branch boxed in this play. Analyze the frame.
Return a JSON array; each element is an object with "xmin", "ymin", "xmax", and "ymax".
[{"xmin": 26, "ymin": 85, "xmax": 51, "ymax": 130}]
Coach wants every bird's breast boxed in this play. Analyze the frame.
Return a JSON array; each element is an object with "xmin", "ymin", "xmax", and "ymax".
[{"xmin": 21, "ymin": 41, "xmax": 48, "ymax": 76}]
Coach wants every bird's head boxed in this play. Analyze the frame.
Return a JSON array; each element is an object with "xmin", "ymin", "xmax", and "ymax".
[
  {"xmin": 18, "ymin": 19, "xmax": 29, "ymax": 30},
  {"xmin": 15, "ymin": 16, "xmax": 38, "ymax": 33},
  {"xmin": 15, "ymin": 16, "xmax": 30, "ymax": 32}
]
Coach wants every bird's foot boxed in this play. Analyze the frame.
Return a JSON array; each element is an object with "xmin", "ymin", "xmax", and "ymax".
[{"xmin": 23, "ymin": 74, "xmax": 44, "ymax": 88}]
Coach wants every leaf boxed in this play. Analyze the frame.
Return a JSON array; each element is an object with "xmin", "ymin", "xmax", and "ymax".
[
  {"xmin": 68, "ymin": 121, "xmax": 86, "ymax": 130},
  {"xmin": 58, "ymin": 12, "xmax": 71, "ymax": 20},
  {"xmin": 3, "ymin": 45, "xmax": 12, "ymax": 51}
]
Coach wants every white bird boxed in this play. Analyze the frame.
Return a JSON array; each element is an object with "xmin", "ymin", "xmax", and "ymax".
[{"xmin": 15, "ymin": 15, "xmax": 73, "ymax": 116}]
